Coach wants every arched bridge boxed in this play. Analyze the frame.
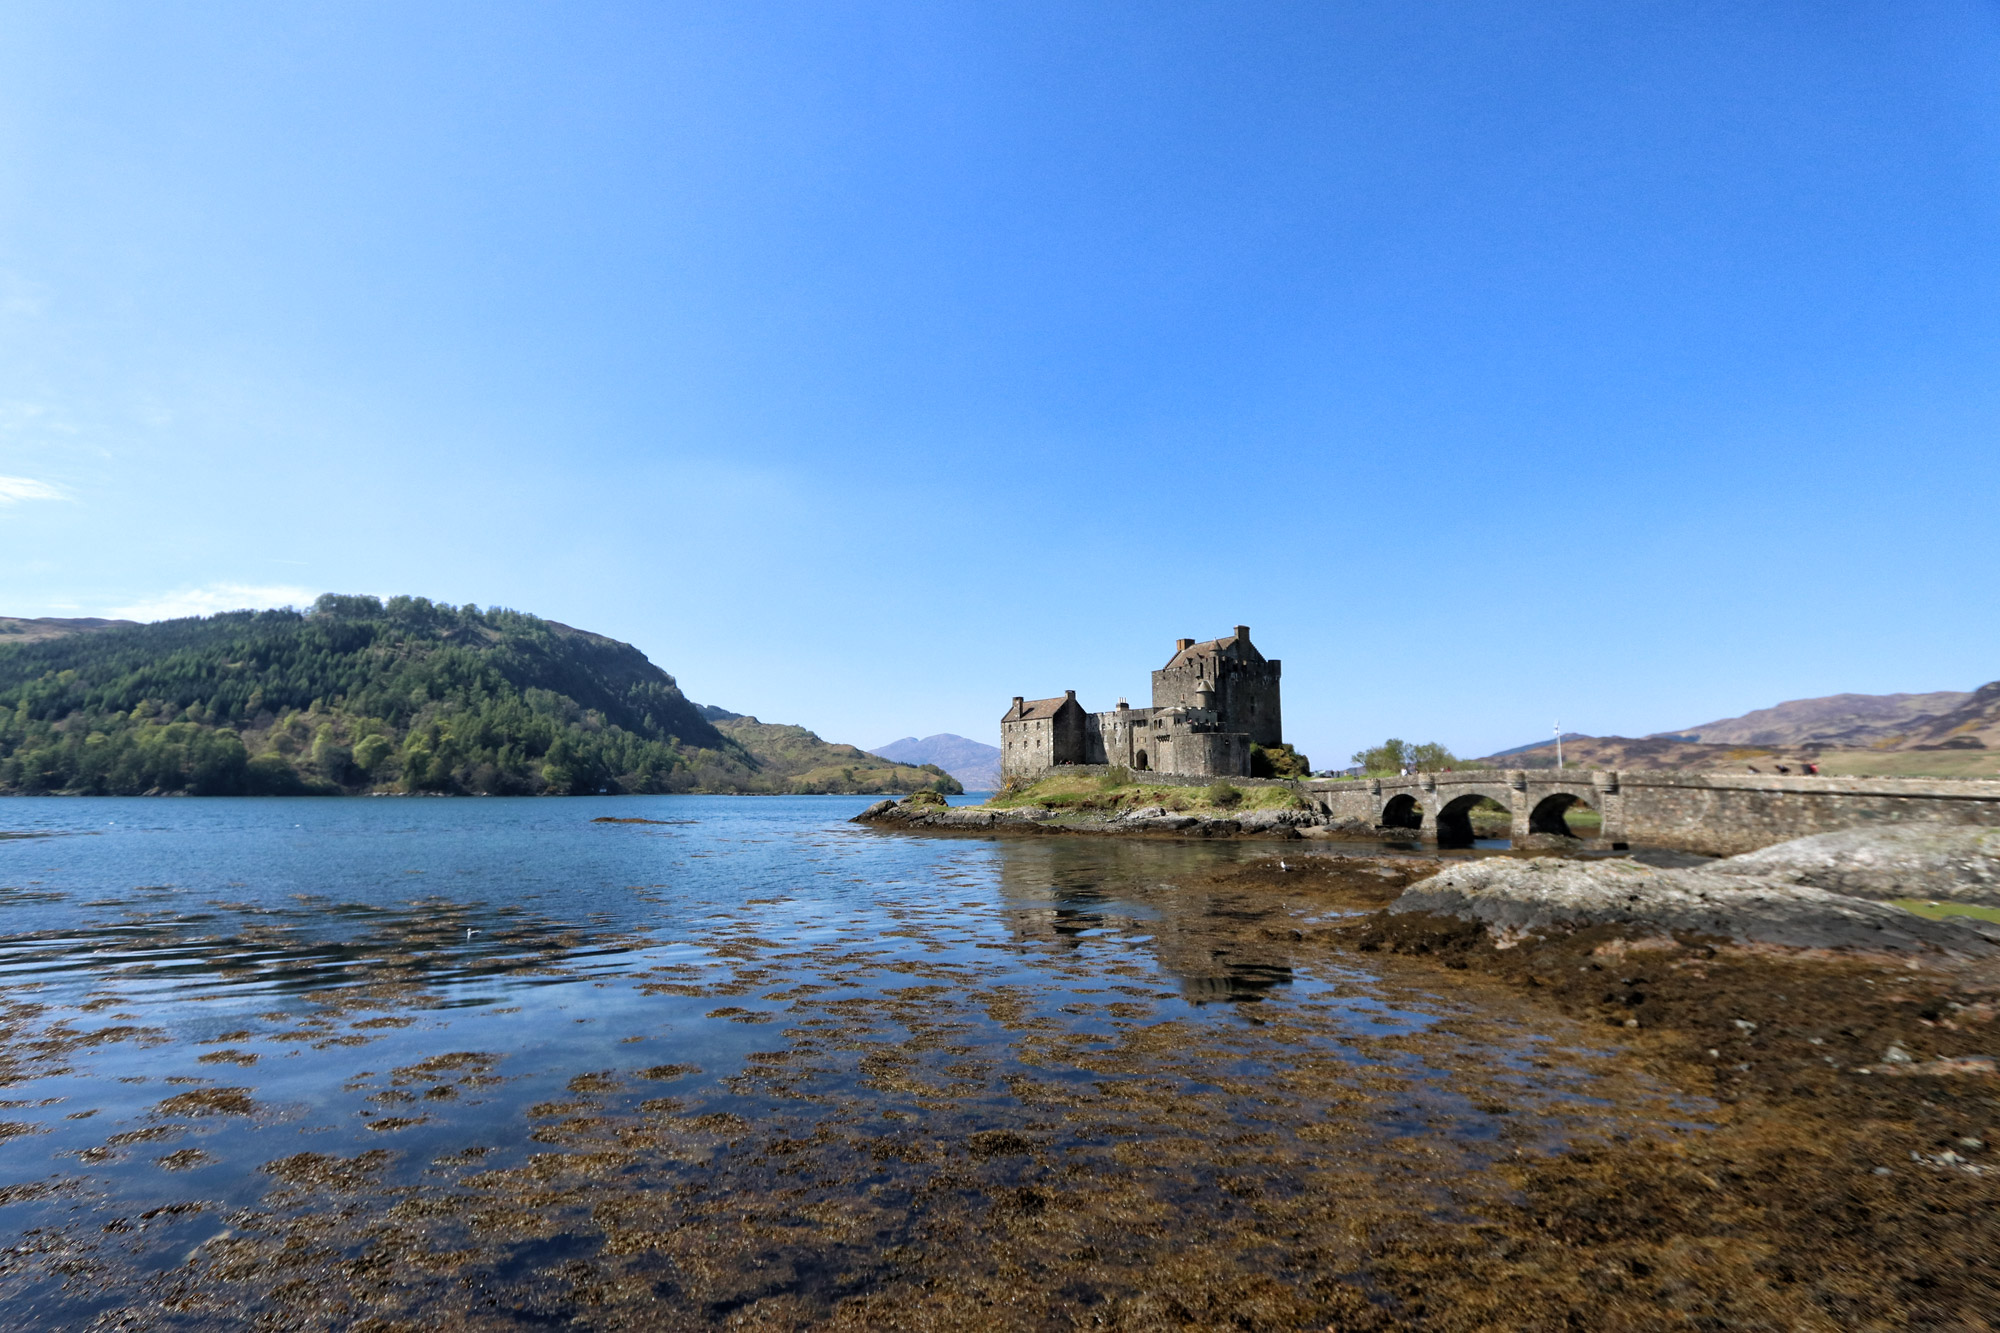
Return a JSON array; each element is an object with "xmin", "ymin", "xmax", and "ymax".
[
  {"xmin": 1298, "ymin": 768, "xmax": 2000, "ymax": 855},
  {"xmin": 1361, "ymin": 771, "xmax": 1620, "ymax": 847},
  {"xmin": 1302, "ymin": 770, "xmax": 1632, "ymax": 848}
]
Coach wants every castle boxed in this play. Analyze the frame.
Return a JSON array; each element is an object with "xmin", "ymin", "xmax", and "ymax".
[{"xmin": 1000, "ymin": 626, "xmax": 1282, "ymax": 780}]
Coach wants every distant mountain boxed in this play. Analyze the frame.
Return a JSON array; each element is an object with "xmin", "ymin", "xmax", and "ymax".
[
  {"xmin": 0, "ymin": 595, "xmax": 956, "ymax": 797},
  {"xmin": 871, "ymin": 733, "xmax": 1002, "ymax": 790},
  {"xmin": 1656, "ymin": 690, "xmax": 1973, "ymax": 748},
  {"xmin": 1475, "ymin": 734, "xmax": 1767, "ymax": 771},
  {"xmin": 1475, "ymin": 680, "xmax": 2000, "ymax": 772},
  {"xmin": 1887, "ymin": 681, "xmax": 2000, "ymax": 752}
]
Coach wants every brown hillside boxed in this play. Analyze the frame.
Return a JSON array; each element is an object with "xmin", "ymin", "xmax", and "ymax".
[
  {"xmin": 1889, "ymin": 680, "xmax": 2000, "ymax": 752},
  {"xmin": 1657, "ymin": 688, "xmax": 1971, "ymax": 748}
]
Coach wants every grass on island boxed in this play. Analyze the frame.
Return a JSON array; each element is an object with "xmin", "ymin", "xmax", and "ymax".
[
  {"xmin": 987, "ymin": 769, "xmax": 1305, "ymax": 816},
  {"xmin": 1807, "ymin": 750, "xmax": 2000, "ymax": 780},
  {"xmin": 1890, "ymin": 897, "xmax": 2000, "ymax": 925}
]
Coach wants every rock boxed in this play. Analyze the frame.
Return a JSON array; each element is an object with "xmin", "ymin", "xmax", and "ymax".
[
  {"xmin": 858, "ymin": 800, "xmax": 897, "ymax": 821},
  {"xmin": 1866, "ymin": 1054, "xmax": 1997, "ymax": 1078},
  {"xmin": 1389, "ymin": 857, "xmax": 2000, "ymax": 956},
  {"xmin": 1118, "ymin": 813, "xmax": 1196, "ymax": 831},
  {"xmin": 1711, "ymin": 825, "xmax": 2000, "ymax": 905}
]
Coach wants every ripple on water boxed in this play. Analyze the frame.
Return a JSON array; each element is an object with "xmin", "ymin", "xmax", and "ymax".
[{"xmin": 0, "ymin": 796, "xmax": 1700, "ymax": 1329}]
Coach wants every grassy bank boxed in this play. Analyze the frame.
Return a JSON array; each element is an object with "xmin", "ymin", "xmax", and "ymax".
[
  {"xmin": 988, "ymin": 770, "xmax": 1304, "ymax": 815},
  {"xmin": 1809, "ymin": 749, "xmax": 2000, "ymax": 779}
]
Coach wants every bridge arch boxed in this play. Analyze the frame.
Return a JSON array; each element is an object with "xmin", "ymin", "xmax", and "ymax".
[
  {"xmin": 1379, "ymin": 793, "xmax": 1424, "ymax": 832},
  {"xmin": 1529, "ymin": 791, "xmax": 1597, "ymax": 839},
  {"xmin": 1436, "ymin": 792, "xmax": 1509, "ymax": 849}
]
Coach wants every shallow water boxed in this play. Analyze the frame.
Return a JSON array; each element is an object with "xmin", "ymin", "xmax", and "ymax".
[{"xmin": 0, "ymin": 797, "xmax": 1699, "ymax": 1329}]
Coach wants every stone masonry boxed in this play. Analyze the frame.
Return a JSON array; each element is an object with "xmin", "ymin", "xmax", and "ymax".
[
  {"xmin": 1300, "ymin": 769, "xmax": 2000, "ymax": 857},
  {"xmin": 1001, "ymin": 626, "xmax": 1282, "ymax": 781}
]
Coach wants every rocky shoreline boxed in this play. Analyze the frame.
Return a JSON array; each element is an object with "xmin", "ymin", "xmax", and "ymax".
[
  {"xmin": 1392, "ymin": 853, "xmax": 2000, "ymax": 957},
  {"xmin": 855, "ymin": 793, "xmax": 1346, "ymax": 839}
]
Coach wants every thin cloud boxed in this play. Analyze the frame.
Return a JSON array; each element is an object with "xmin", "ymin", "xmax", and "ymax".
[
  {"xmin": 0, "ymin": 475, "xmax": 66, "ymax": 504},
  {"xmin": 107, "ymin": 583, "xmax": 317, "ymax": 622}
]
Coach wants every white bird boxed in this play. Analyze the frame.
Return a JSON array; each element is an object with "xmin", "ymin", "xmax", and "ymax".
[
  {"xmin": 465, "ymin": 928, "xmax": 478, "ymax": 938},
  {"xmin": 1278, "ymin": 860, "xmax": 1290, "ymax": 872}
]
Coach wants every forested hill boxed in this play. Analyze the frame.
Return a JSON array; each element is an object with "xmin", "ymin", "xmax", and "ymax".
[{"xmin": 0, "ymin": 595, "xmax": 955, "ymax": 797}]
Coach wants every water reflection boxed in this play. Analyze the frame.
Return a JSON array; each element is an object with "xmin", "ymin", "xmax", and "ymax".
[{"xmin": 0, "ymin": 798, "xmax": 1699, "ymax": 1330}]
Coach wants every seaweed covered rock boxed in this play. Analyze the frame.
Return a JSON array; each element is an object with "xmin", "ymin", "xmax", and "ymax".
[
  {"xmin": 1711, "ymin": 824, "xmax": 2000, "ymax": 905},
  {"xmin": 1390, "ymin": 856, "xmax": 2000, "ymax": 956}
]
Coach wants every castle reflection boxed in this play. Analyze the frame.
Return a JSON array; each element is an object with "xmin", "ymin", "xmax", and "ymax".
[{"xmin": 989, "ymin": 836, "xmax": 1298, "ymax": 1004}]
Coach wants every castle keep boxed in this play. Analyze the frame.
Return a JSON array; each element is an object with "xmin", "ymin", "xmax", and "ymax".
[{"xmin": 1001, "ymin": 626, "xmax": 1282, "ymax": 780}]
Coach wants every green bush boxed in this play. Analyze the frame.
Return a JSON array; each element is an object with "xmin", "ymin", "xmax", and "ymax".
[
  {"xmin": 1249, "ymin": 743, "xmax": 1311, "ymax": 779},
  {"xmin": 1350, "ymin": 738, "xmax": 1458, "ymax": 776},
  {"xmin": 1205, "ymin": 781, "xmax": 1243, "ymax": 808}
]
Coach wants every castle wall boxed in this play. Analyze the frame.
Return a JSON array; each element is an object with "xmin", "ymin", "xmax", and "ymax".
[
  {"xmin": 1151, "ymin": 658, "xmax": 1282, "ymax": 747},
  {"xmin": 1154, "ymin": 729, "xmax": 1250, "ymax": 779},
  {"xmin": 1087, "ymin": 707, "xmax": 1157, "ymax": 770},
  {"xmin": 1005, "ymin": 627, "xmax": 1282, "ymax": 784},
  {"xmin": 1000, "ymin": 718, "xmax": 1056, "ymax": 779}
]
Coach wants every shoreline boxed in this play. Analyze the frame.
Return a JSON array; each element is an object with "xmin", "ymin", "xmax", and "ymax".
[
  {"xmin": 1173, "ymin": 852, "xmax": 2000, "ymax": 1324},
  {"xmin": 855, "ymin": 792, "xmax": 1589, "ymax": 848}
]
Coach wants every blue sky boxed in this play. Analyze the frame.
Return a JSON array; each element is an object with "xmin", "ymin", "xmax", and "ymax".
[{"xmin": 2, "ymin": 1, "xmax": 1997, "ymax": 765}]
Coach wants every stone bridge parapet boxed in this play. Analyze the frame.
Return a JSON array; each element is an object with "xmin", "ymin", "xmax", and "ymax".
[{"xmin": 1298, "ymin": 769, "xmax": 2000, "ymax": 857}]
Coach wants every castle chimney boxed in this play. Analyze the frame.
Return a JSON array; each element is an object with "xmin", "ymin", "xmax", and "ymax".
[
  {"xmin": 1064, "ymin": 689, "xmax": 1076, "ymax": 703},
  {"xmin": 1012, "ymin": 696, "xmax": 1023, "ymax": 714},
  {"xmin": 1234, "ymin": 625, "xmax": 1250, "ymax": 641},
  {"xmin": 1176, "ymin": 638, "xmax": 1194, "ymax": 651}
]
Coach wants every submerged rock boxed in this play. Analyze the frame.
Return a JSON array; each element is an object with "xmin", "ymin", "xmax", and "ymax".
[
  {"xmin": 1711, "ymin": 825, "xmax": 2000, "ymax": 905},
  {"xmin": 1390, "ymin": 857, "xmax": 2000, "ymax": 956}
]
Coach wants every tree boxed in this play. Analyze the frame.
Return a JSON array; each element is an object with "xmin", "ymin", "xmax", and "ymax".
[
  {"xmin": 1351, "ymin": 739, "xmax": 1411, "ymax": 775},
  {"xmin": 352, "ymin": 734, "xmax": 393, "ymax": 777},
  {"xmin": 1350, "ymin": 739, "xmax": 1459, "ymax": 775},
  {"xmin": 1410, "ymin": 741, "xmax": 1458, "ymax": 771}
]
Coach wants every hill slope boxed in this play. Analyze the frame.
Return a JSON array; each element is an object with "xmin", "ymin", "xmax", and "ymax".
[
  {"xmin": 0, "ymin": 595, "xmax": 952, "ymax": 797},
  {"xmin": 715, "ymin": 717, "xmax": 962, "ymax": 795},
  {"xmin": 870, "ymin": 734, "xmax": 1001, "ymax": 789},
  {"xmin": 1656, "ymin": 690, "xmax": 1973, "ymax": 748},
  {"xmin": 1891, "ymin": 682, "xmax": 2000, "ymax": 752},
  {"xmin": 1478, "ymin": 681, "xmax": 2000, "ymax": 776}
]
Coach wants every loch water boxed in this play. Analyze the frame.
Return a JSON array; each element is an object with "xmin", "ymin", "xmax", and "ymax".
[{"xmin": 0, "ymin": 796, "xmax": 1696, "ymax": 1329}]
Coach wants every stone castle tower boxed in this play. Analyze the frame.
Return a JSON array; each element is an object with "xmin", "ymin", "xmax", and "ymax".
[{"xmin": 1000, "ymin": 626, "xmax": 1283, "ymax": 780}]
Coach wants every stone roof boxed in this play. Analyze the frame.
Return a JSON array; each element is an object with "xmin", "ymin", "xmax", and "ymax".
[{"xmin": 1003, "ymin": 694, "xmax": 1080, "ymax": 722}]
